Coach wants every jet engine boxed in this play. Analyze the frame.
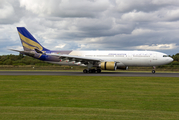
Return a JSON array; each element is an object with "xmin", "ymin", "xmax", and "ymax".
[
  {"xmin": 100, "ymin": 62, "xmax": 117, "ymax": 70},
  {"xmin": 117, "ymin": 66, "xmax": 128, "ymax": 70},
  {"xmin": 116, "ymin": 62, "xmax": 128, "ymax": 70}
]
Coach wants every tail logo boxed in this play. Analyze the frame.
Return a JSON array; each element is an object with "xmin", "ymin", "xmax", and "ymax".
[{"xmin": 18, "ymin": 32, "xmax": 43, "ymax": 51}]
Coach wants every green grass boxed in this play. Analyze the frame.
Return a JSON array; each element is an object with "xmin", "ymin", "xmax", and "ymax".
[{"xmin": 0, "ymin": 76, "xmax": 179, "ymax": 119}]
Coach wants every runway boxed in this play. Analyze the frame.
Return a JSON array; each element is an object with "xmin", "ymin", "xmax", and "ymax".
[{"xmin": 0, "ymin": 71, "xmax": 179, "ymax": 77}]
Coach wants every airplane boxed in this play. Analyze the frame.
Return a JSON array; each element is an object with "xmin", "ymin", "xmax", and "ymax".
[{"xmin": 10, "ymin": 27, "xmax": 173, "ymax": 74}]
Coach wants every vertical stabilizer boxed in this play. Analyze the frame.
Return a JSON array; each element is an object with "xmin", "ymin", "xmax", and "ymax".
[{"xmin": 17, "ymin": 27, "xmax": 49, "ymax": 52}]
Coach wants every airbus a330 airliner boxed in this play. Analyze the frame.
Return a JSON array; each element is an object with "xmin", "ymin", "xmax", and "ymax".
[{"xmin": 10, "ymin": 27, "xmax": 173, "ymax": 73}]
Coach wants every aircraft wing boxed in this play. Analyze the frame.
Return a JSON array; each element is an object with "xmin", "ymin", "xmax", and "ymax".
[{"xmin": 46, "ymin": 53, "xmax": 114, "ymax": 64}]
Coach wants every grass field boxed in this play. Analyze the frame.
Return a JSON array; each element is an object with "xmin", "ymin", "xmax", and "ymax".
[{"xmin": 0, "ymin": 76, "xmax": 179, "ymax": 120}]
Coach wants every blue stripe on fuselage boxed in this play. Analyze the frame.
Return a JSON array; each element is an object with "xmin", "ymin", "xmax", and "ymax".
[{"xmin": 39, "ymin": 54, "xmax": 48, "ymax": 61}]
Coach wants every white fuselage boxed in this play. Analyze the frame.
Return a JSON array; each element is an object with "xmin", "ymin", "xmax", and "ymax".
[{"xmin": 50, "ymin": 50, "xmax": 173, "ymax": 67}]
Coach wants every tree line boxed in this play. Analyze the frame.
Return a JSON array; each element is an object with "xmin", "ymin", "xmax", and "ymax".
[{"xmin": 0, "ymin": 53, "xmax": 179, "ymax": 66}]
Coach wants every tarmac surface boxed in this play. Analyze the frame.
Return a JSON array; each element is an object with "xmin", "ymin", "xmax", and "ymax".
[{"xmin": 0, "ymin": 71, "xmax": 179, "ymax": 77}]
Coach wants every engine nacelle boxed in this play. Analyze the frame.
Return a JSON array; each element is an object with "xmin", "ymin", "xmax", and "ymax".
[
  {"xmin": 101, "ymin": 62, "xmax": 117, "ymax": 70},
  {"xmin": 117, "ymin": 66, "xmax": 128, "ymax": 70},
  {"xmin": 116, "ymin": 62, "xmax": 127, "ymax": 70}
]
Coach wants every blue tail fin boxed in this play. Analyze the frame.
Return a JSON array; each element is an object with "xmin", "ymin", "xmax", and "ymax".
[{"xmin": 17, "ymin": 27, "xmax": 49, "ymax": 52}]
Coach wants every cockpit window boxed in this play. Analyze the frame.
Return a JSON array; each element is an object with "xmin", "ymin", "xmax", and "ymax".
[{"xmin": 163, "ymin": 55, "xmax": 168, "ymax": 57}]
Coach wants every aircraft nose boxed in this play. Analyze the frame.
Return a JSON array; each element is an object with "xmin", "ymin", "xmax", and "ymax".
[
  {"xmin": 168, "ymin": 57, "xmax": 173, "ymax": 63},
  {"xmin": 165, "ymin": 57, "xmax": 173, "ymax": 64}
]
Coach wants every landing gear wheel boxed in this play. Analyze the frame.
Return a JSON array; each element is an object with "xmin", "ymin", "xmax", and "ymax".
[
  {"xmin": 83, "ymin": 69, "xmax": 101, "ymax": 73},
  {"xmin": 152, "ymin": 70, "xmax": 155, "ymax": 74},
  {"xmin": 152, "ymin": 66, "xmax": 156, "ymax": 74},
  {"xmin": 83, "ymin": 69, "xmax": 88, "ymax": 73},
  {"xmin": 92, "ymin": 69, "xmax": 96, "ymax": 73},
  {"xmin": 97, "ymin": 69, "xmax": 101, "ymax": 73},
  {"xmin": 89, "ymin": 69, "xmax": 92, "ymax": 73},
  {"xmin": 89, "ymin": 69, "xmax": 96, "ymax": 73}
]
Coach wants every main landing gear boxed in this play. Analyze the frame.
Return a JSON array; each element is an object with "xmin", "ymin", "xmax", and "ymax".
[
  {"xmin": 83, "ymin": 69, "xmax": 101, "ymax": 73},
  {"xmin": 152, "ymin": 66, "xmax": 156, "ymax": 74}
]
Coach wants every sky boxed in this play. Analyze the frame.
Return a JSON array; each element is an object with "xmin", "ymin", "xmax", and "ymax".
[{"xmin": 1, "ymin": 0, "xmax": 179, "ymax": 55}]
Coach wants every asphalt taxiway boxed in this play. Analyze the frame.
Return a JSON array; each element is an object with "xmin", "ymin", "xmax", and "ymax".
[{"xmin": 0, "ymin": 71, "xmax": 179, "ymax": 77}]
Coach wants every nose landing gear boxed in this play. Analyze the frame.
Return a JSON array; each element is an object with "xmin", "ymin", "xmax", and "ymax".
[{"xmin": 152, "ymin": 66, "xmax": 156, "ymax": 74}]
